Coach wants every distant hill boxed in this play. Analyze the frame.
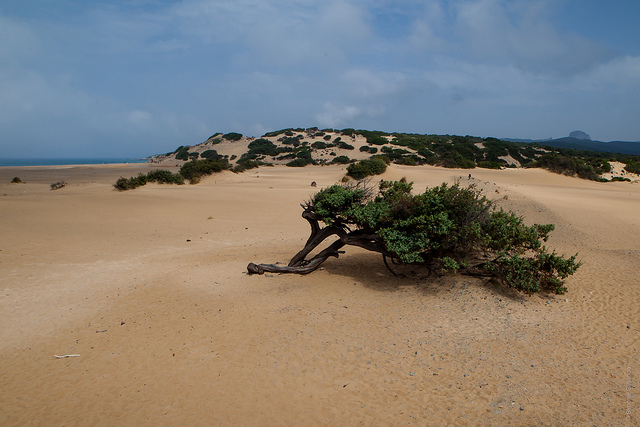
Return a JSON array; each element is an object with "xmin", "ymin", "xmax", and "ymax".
[
  {"xmin": 148, "ymin": 127, "xmax": 640, "ymax": 182},
  {"xmin": 504, "ymin": 132, "xmax": 640, "ymax": 155}
]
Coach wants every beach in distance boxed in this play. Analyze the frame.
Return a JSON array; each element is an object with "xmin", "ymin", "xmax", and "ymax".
[{"xmin": 0, "ymin": 162, "xmax": 638, "ymax": 425}]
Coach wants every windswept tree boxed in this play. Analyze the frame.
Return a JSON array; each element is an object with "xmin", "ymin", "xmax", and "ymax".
[{"xmin": 248, "ymin": 180, "xmax": 580, "ymax": 294}]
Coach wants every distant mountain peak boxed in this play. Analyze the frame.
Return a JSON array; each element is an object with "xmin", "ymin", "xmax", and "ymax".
[{"xmin": 569, "ymin": 130, "xmax": 591, "ymax": 140}]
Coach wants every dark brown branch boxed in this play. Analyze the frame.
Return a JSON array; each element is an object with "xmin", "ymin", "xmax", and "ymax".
[
  {"xmin": 248, "ymin": 239, "xmax": 345, "ymax": 275},
  {"xmin": 288, "ymin": 209, "xmax": 347, "ymax": 267}
]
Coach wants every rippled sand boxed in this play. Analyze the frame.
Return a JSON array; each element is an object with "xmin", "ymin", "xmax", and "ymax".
[{"xmin": 1, "ymin": 163, "xmax": 638, "ymax": 425}]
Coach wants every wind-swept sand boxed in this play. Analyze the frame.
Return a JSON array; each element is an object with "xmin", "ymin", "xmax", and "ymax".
[{"xmin": 1, "ymin": 164, "xmax": 638, "ymax": 425}]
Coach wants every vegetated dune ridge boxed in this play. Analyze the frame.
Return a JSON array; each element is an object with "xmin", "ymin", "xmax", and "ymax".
[{"xmin": 0, "ymin": 163, "xmax": 638, "ymax": 426}]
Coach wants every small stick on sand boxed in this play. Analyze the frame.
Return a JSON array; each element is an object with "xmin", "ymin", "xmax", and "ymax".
[{"xmin": 54, "ymin": 354, "xmax": 81, "ymax": 359}]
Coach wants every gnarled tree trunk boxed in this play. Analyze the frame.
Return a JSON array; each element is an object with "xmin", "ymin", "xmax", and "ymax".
[{"xmin": 247, "ymin": 208, "xmax": 395, "ymax": 275}]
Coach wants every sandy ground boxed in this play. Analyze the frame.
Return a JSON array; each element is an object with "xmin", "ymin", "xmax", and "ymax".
[{"xmin": 1, "ymin": 164, "xmax": 638, "ymax": 426}]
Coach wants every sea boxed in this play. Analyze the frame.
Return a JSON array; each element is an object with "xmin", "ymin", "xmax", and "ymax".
[{"xmin": 0, "ymin": 158, "xmax": 148, "ymax": 167}]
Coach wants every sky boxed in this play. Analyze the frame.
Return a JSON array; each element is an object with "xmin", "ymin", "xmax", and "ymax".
[{"xmin": 1, "ymin": 0, "xmax": 639, "ymax": 158}]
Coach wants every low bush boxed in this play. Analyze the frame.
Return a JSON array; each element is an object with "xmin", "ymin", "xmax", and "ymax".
[
  {"xmin": 10, "ymin": 176, "xmax": 22, "ymax": 183},
  {"xmin": 114, "ymin": 170, "xmax": 185, "ymax": 190},
  {"xmin": 337, "ymin": 141, "xmax": 355, "ymax": 150},
  {"xmin": 175, "ymin": 146, "xmax": 190, "ymax": 161},
  {"xmin": 330, "ymin": 156, "xmax": 352, "ymax": 165},
  {"xmin": 233, "ymin": 160, "xmax": 260, "ymax": 173},
  {"xmin": 180, "ymin": 159, "xmax": 230, "ymax": 183},
  {"xmin": 201, "ymin": 149, "xmax": 221, "ymax": 159},
  {"xmin": 625, "ymin": 161, "xmax": 640, "ymax": 174},
  {"xmin": 286, "ymin": 158, "xmax": 312, "ymax": 167},
  {"xmin": 146, "ymin": 169, "xmax": 185, "ymax": 185},
  {"xmin": 346, "ymin": 157, "xmax": 388, "ymax": 179},
  {"xmin": 312, "ymin": 141, "xmax": 328, "ymax": 149},
  {"xmin": 222, "ymin": 132, "xmax": 243, "ymax": 141}
]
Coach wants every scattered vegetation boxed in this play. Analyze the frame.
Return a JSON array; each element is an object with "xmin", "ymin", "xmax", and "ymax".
[
  {"xmin": 248, "ymin": 180, "xmax": 581, "ymax": 294},
  {"xmin": 625, "ymin": 161, "xmax": 640, "ymax": 174},
  {"xmin": 159, "ymin": 128, "xmax": 640, "ymax": 182},
  {"xmin": 10, "ymin": 176, "xmax": 22, "ymax": 183}
]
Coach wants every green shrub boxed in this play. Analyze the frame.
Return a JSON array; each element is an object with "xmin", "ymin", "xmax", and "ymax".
[
  {"xmin": 337, "ymin": 141, "xmax": 355, "ymax": 150},
  {"xmin": 625, "ymin": 161, "xmax": 640, "ymax": 174},
  {"xmin": 10, "ymin": 176, "xmax": 22, "ymax": 183},
  {"xmin": 146, "ymin": 169, "xmax": 185, "ymax": 185},
  {"xmin": 312, "ymin": 141, "xmax": 328, "ymax": 149},
  {"xmin": 281, "ymin": 137, "xmax": 301, "ymax": 147},
  {"xmin": 247, "ymin": 138, "xmax": 280, "ymax": 156},
  {"xmin": 610, "ymin": 176, "xmax": 631, "ymax": 182},
  {"xmin": 346, "ymin": 157, "xmax": 388, "ymax": 179},
  {"xmin": 179, "ymin": 159, "xmax": 230, "ymax": 183},
  {"xmin": 233, "ymin": 160, "xmax": 260, "ymax": 173},
  {"xmin": 114, "ymin": 174, "xmax": 148, "ymax": 191},
  {"xmin": 201, "ymin": 149, "xmax": 221, "ymax": 159},
  {"xmin": 286, "ymin": 158, "xmax": 312, "ymax": 167},
  {"xmin": 222, "ymin": 132, "xmax": 243, "ymax": 141},
  {"xmin": 114, "ymin": 170, "xmax": 184, "ymax": 190},
  {"xmin": 175, "ymin": 146, "xmax": 190, "ymax": 161},
  {"xmin": 310, "ymin": 181, "xmax": 580, "ymax": 293},
  {"xmin": 330, "ymin": 155, "xmax": 352, "ymax": 165}
]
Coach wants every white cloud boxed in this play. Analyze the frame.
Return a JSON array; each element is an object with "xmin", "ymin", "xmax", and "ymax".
[
  {"xmin": 453, "ymin": 0, "xmax": 613, "ymax": 75},
  {"xmin": 316, "ymin": 101, "xmax": 384, "ymax": 128}
]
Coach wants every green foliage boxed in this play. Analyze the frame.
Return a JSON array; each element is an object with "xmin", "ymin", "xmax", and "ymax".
[
  {"xmin": 312, "ymin": 141, "xmax": 328, "ymax": 149},
  {"xmin": 310, "ymin": 181, "xmax": 580, "ymax": 294},
  {"xmin": 330, "ymin": 155, "xmax": 352, "ymax": 165},
  {"xmin": 625, "ymin": 161, "xmax": 640, "ymax": 174},
  {"xmin": 262, "ymin": 129, "xmax": 291, "ymax": 138},
  {"xmin": 281, "ymin": 136, "xmax": 301, "ymax": 146},
  {"xmin": 175, "ymin": 146, "xmax": 190, "ymax": 161},
  {"xmin": 114, "ymin": 169, "xmax": 185, "ymax": 191},
  {"xmin": 201, "ymin": 149, "xmax": 221, "ymax": 159},
  {"xmin": 534, "ymin": 153, "xmax": 605, "ymax": 180},
  {"xmin": 337, "ymin": 141, "xmax": 355, "ymax": 150},
  {"xmin": 610, "ymin": 176, "xmax": 631, "ymax": 182},
  {"xmin": 232, "ymin": 160, "xmax": 260, "ymax": 173},
  {"xmin": 286, "ymin": 148, "xmax": 315, "ymax": 167},
  {"xmin": 222, "ymin": 132, "xmax": 243, "ymax": 141},
  {"xmin": 286, "ymin": 158, "xmax": 312, "ymax": 167},
  {"xmin": 346, "ymin": 157, "xmax": 388, "ymax": 179},
  {"xmin": 146, "ymin": 169, "xmax": 185, "ymax": 185},
  {"xmin": 179, "ymin": 158, "xmax": 230, "ymax": 183},
  {"xmin": 10, "ymin": 176, "xmax": 22, "ymax": 183}
]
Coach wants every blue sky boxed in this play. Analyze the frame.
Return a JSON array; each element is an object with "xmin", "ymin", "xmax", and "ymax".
[{"xmin": 1, "ymin": 0, "xmax": 639, "ymax": 158}]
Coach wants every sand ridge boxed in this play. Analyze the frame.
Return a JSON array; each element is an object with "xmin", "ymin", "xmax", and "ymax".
[{"xmin": 1, "ymin": 164, "xmax": 638, "ymax": 425}]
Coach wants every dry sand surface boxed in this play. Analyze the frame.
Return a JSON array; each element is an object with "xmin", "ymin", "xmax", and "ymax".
[{"xmin": 1, "ymin": 163, "xmax": 638, "ymax": 426}]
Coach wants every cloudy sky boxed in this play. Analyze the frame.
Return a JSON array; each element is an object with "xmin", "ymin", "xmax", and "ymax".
[{"xmin": 1, "ymin": 0, "xmax": 639, "ymax": 158}]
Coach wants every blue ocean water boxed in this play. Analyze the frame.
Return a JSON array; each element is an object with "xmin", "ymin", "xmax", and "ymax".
[{"xmin": 0, "ymin": 158, "xmax": 147, "ymax": 167}]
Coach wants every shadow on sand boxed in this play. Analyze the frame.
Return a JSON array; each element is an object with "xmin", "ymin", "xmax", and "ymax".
[{"xmin": 321, "ymin": 250, "xmax": 537, "ymax": 302}]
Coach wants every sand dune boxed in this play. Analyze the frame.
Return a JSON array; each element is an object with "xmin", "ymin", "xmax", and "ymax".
[{"xmin": 1, "ymin": 164, "xmax": 638, "ymax": 425}]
